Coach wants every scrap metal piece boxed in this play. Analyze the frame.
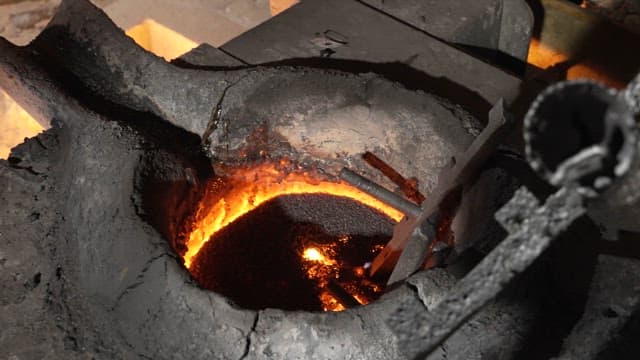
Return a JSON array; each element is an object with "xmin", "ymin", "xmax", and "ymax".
[
  {"xmin": 339, "ymin": 168, "xmax": 422, "ymax": 218},
  {"xmin": 371, "ymin": 99, "xmax": 512, "ymax": 281},
  {"xmin": 387, "ymin": 186, "xmax": 587, "ymax": 360}
]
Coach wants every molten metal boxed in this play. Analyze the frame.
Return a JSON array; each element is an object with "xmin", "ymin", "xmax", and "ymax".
[
  {"xmin": 183, "ymin": 162, "xmax": 404, "ymax": 268},
  {"xmin": 180, "ymin": 162, "xmax": 403, "ymax": 311},
  {"xmin": 302, "ymin": 247, "xmax": 336, "ymax": 266},
  {"xmin": 299, "ymin": 239, "xmax": 380, "ymax": 311}
]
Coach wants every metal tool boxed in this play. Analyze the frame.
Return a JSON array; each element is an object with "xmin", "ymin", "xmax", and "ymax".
[
  {"xmin": 389, "ymin": 186, "xmax": 587, "ymax": 359},
  {"xmin": 362, "ymin": 151, "xmax": 425, "ymax": 204},
  {"xmin": 370, "ymin": 99, "xmax": 513, "ymax": 284},
  {"xmin": 339, "ymin": 168, "xmax": 422, "ymax": 218}
]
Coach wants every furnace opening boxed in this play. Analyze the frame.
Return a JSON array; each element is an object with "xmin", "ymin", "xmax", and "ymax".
[
  {"xmin": 168, "ymin": 161, "xmax": 405, "ymax": 312},
  {"xmin": 188, "ymin": 193, "xmax": 393, "ymax": 312}
]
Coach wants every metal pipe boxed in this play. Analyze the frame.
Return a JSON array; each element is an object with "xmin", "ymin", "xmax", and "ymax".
[
  {"xmin": 339, "ymin": 168, "xmax": 422, "ymax": 218},
  {"xmin": 524, "ymin": 79, "xmax": 637, "ymax": 191},
  {"xmin": 524, "ymin": 78, "xmax": 640, "ymax": 234},
  {"xmin": 362, "ymin": 151, "xmax": 425, "ymax": 204}
]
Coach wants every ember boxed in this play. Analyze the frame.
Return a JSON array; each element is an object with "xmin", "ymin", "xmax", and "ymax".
[
  {"xmin": 302, "ymin": 246, "xmax": 335, "ymax": 265},
  {"xmin": 179, "ymin": 161, "xmax": 403, "ymax": 311},
  {"xmin": 299, "ymin": 239, "xmax": 384, "ymax": 311}
]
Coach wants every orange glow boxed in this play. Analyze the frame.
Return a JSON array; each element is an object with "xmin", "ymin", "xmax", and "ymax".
[
  {"xmin": 299, "ymin": 241, "xmax": 373, "ymax": 311},
  {"xmin": 183, "ymin": 162, "xmax": 404, "ymax": 268},
  {"xmin": 527, "ymin": 38, "xmax": 623, "ymax": 88},
  {"xmin": 182, "ymin": 161, "xmax": 397, "ymax": 311},
  {"xmin": 270, "ymin": 0, "xmax": 299, "ymax": 16},
  {"xmin": 0, "ymin": 90, "xmax": 44, "ymax": 159},
  {"xmin": 527, "ymin": 38, "xmax": 567, "ymax": 69},
  {"xmin": 126, "ymin": 19, "xmax": 198, "ymax": 61},
  {"xmin": 319, "ymin": 292, "xmax": 346, "ymax": 312},
  {"xmin": 300, "ymin": 242, "xmax": 344, "ymax": 311},
  {"xmin": 302, "ymin": 247, "xmax": 336, "ymax": 266}
]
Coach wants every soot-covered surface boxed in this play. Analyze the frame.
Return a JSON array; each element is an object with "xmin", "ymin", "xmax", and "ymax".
[
  {"xmin": 4, "ymin": 1, "xmax": 640, "ymax": 358},
  {"xmin": 190, "ymin": 194, "xmax": 394, "ymax": 311}
]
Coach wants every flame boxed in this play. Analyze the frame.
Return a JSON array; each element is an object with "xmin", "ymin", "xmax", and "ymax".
[{"xmin": 183, "ymin": 162, "xmax": 404, "ymax": 268}]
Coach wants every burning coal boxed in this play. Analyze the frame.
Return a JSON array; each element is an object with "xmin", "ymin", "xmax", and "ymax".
[
  {"xmin": 177, "ymin": 160, "xmax": 403, "ymax": 311},
  {"xmin": 300, "ymin": 239, "xmax": 384, "ymax": 311}
]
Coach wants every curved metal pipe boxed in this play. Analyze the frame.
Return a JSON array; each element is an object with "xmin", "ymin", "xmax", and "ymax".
[
  {"xmin": 524, "ymin": 78, "xmax": 640, "ymax": 234},
  {"xmin": 524, "ymin": 80, "xmax": 636, "ymax": 190}
]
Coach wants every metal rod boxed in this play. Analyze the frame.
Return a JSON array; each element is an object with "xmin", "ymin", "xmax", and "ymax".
[
  {"xmin": 339, "ymin": 168, "xmax": 422, "ymax": 218},
  {"xmin": 327, "ymin": 279, "xmax": 361, "ymax": 308},
  {"xmin": 362, "ymin": 151, "xmax": 425, "ymax": 204}
]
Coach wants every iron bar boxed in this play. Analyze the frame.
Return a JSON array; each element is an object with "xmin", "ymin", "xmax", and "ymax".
[{"xmin": 339, "ymin": 168, "xmax": 422, "ymax": 218}]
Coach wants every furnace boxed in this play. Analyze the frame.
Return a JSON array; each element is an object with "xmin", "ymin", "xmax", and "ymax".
[{"xmin": 1, "ymin": 1, "xmax": 640, "ymax": 359}]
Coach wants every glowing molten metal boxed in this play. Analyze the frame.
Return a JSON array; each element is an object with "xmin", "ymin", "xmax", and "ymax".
[
  {"xmin": 183, "ymin": 162, "xmax": 404, "ymax": 268},
  {"xmin": 302, "ymin": 247, "xmax": 336, "ymax": 265},
  {"xmin": 299, "ymin": 239, "xmax": 382, "ymax": 312}
]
